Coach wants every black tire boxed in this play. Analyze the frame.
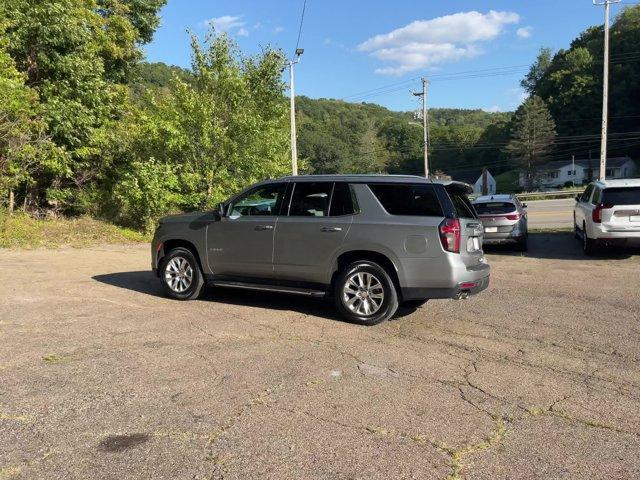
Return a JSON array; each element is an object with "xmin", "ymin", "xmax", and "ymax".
[
  {"xmin": 334, "ymin": 261, "xmax": 399, "ymax": 326},
  {"xmin": 582, "ymin": 223, "xmax": 597, "ymax": 256},
  {"xmin": 401, "ymin": 299, "xmax": 428, "ymax": 309},
  {"xmin": 159, "ymin": 247, "xmax": 205, "ymax": 300},
  {"xmin": 573, "ymin": 215, "xmax": 580, "ymax": 240}
]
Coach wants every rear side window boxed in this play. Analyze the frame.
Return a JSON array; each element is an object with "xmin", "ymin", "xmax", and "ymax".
[
  {"xmin": 329, "ymin": 182, "xmax": 358, "ymax": 216},
  {"xmin": 474, "ymin": 202, "xmax": 516, "ymax": 215},
  {"xmin": 450, "ymin": 193, "xmax": 477, "ymax": 219},
  {"xmin": 581, "ymin": 185, "xmax": 594, "ymax": 202},
  {"xmin": 368, "ymin": 184, "xmax": 443, "ymax": 217},
  {"xmin": 602, "ymin": 187, "xmax": 640, "ymax": 205},
  {"xmin": 289, "ymin": 182, "xmax": 332, "ymax": 217}
]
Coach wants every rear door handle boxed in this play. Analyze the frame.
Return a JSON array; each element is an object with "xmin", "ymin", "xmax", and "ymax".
[
  {"xmin": 321, "ymin": 227, "xmax": 342, "ymax": 232},
  {"xmin": 254, "ymin": 225, "xmax": 274, "ymax": 231}
]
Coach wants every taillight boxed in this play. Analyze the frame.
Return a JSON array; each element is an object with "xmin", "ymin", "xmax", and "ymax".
[
  {"xmin": 505, "ymin": 213, "xmax": 521, "ymax": 221},
  {"xmin": 439, "ymin": 218, "xmax": 461, "ymax": 253},
  {"xmin": 592, "ymin": 203, "xmax": 614, "ymax": 223}
]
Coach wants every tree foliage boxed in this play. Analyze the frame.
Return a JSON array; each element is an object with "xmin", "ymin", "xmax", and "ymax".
[
  {"xmin": 523, "ymin": 5, "xmax": 640, "ymax": 161},
  {"xmin": 102, "ymin": 33, "xmax": 291, "ymax": 230},
  {"xmin": 506, "ymin": 96, "xmax": 557, "ymax": 188}
]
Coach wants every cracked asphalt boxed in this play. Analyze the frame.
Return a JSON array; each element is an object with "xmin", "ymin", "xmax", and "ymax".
[{"xmin": 1, "ymin": 232, "xmax": 640, "ymax": 479}]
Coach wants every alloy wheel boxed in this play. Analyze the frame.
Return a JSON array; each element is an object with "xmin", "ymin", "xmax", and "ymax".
[
  {"xmin": 164, "ymin": 256, "xmax": 194, "ymax": 293},
  {"xmin": 342, "ymin": 272, "xmax": 385, "ymax": 316}
]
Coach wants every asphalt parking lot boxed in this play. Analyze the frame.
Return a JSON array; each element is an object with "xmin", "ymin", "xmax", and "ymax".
[{"xmin": 1, "ymin": 233, "xmax": 640, "ymax": 480}]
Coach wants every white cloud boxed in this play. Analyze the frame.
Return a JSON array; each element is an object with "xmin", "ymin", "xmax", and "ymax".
[
  {"xmin": 237, "ymin": 27, "xmax": 249, "ymax": 37},
  {"xmin": 204, "ymin": 15, "xmax": 245, "ymax": 32},
  {"xmin": 359, "ymin": 10, "xmax": 520, "ymax": 76},
  {"xmin": 274, "ymin": 26, "xmax": 285, "ymax": 33},
  {"xmin": 517, "ymin": 26, "xmax": 533, "ymax": 39},
  {"xmin": 483, "ymin": 105, "xmax": 503, "ymax": 113}
]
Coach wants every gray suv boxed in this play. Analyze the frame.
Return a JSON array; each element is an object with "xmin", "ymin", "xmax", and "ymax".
[{"xmin": 151, "ymin": 175, "xmax": 490, "ymax": 325}]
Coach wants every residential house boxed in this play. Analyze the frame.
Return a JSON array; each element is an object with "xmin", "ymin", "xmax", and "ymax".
[
  {"xmin": 518, "ymin": 156, "xmax": 637, "ymax": 188},
  {"xmin": 451, "ymin": 169, "xmax": 497, "ymax": 195}
]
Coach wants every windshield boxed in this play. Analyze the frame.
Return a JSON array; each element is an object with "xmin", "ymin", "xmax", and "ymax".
[
  {"xmin": 474, "ymin": 202, "xmax": 517, "ymax": 215},
  {"xmin": 602, "ymin": 187, "xmax": 640, "ymax": 206}
]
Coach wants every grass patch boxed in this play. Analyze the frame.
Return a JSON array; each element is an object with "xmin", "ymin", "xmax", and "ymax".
[
  {"xmin": 528, "ymin": 227, "xmax": 573, "ymax": 233},
  {"xmin": 42, "ymin": 354, "xmax": 66, "ymax": 364},
  {"xmin": 0, "ymin": 211, "xmax": 149, "ymax": 249}
]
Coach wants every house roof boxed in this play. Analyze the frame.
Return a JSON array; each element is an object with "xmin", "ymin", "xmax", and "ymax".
[
  {"xmin": 449, "ymin": 169, "xmax": 492, "ymax": 184},
  {"xmin": 541, "ymin": 156, "xmax": 632, "ymax": 171}
]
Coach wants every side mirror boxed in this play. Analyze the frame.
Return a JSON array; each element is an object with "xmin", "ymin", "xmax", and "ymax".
[
  {"xmin": 522, "ymin": 203, "xmax": 528, "ymax": 208},
  {"xmin": 574, "ymin": 195, "xmax": 581, "ymax": 202}
]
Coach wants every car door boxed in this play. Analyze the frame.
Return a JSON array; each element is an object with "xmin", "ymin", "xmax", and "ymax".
[
  {"xmin": 273, "ymin": 181, "xmax": 353, "ymax": 284},
  {"xmin": 207, "ymin": 182, "xmax": 287, "ymax": 278}
]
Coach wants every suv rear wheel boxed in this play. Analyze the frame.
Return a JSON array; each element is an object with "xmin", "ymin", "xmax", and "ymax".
[
  {"xmin": 160, "ymin": 247, "xmax": 205, "ymax": 300},
  {"xmin": 334, "ymin": 261, "xmax": 398, "ymax": 326}
]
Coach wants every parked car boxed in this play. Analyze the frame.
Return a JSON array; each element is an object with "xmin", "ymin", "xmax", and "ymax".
[
  {"xmin": 151, "ymin": 175, "xmax": 490, "ymax": 325},
  {"xmin": 573, "ymin": 179, "xmax": 640, "ymax": 255},
  {"xmin": 472, "ymin": 194, "xmax": 529, "ymax": 251}
]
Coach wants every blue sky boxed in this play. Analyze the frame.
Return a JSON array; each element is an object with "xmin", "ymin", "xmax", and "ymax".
[{"xmin": 144, "ymin": 0, "xmax": 623, "ymax": 112}]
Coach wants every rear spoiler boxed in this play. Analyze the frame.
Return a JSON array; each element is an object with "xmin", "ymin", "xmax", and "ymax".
[{"xmin": 435, "ymin": 180, "xmax": 474, "ymax": 195}]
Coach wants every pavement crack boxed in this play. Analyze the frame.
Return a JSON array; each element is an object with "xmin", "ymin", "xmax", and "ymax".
[{"xmin": 431, "ymin": 416, "xmax": 508, "ymax": 480}]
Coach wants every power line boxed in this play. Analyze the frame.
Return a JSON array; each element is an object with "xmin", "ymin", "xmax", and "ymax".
[{"xmin": 294, "ymin": 0, "xmax": 308, "ymax": 57}]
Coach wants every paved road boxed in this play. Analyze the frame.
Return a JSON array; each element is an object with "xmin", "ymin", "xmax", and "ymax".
[
  {"xmin": 525, "ymin": 198, "xmax": 575, "ymax": 229},
  {"xmin": 1, "ymin": 239, "xmax": 640, "ymax": 479}
]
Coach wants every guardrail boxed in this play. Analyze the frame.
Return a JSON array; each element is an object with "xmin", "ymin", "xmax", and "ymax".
[
  {"xmin": 469, "ymin": 189, "xmax": 584, "ymax": 201},
  {"xmin": 516, "ymin": 189, "xmax": 583, "ymax": 201}
]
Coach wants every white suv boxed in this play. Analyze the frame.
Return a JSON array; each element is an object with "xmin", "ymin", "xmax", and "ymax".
[{"xmin": 574, "ymin": 179, "xmax": 640, "ymax": 255}]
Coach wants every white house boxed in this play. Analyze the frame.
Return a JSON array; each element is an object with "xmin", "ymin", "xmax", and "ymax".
[
  {"xmin": 518, "ymin": 156, "xmax": 637, "ymax": 188},
  {"xmin": 452, "ymin": 169, "xmax": 497, "ymax": 195}
]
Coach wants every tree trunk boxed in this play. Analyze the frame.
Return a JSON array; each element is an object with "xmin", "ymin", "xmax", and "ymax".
[{"xmin": 8, "ymin": 189, "xmax": 15, "ymax": 214}]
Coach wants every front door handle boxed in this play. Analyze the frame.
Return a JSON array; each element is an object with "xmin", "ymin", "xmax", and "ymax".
[
  {"xmin": 321, "ymin": 227, "xmax": 343, "ymax": 233},
  {"xmin": 254, "ymin": 225, "xmax": 274, "ymax": 231}
]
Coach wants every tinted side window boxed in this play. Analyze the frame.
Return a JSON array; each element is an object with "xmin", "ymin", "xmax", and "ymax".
[
  {"xmin": 592, "ymin": 187, "xmax": 602, "ymax": 205},
  {"xmin": 329, "ymin": 182, "xmax": 357, "ymax": 216},
  {"xmin": 450, "ymin": 193, "xmax": 477, "ymax": 219},
  {"xmin": 229, "ymin": 183, "xmax": 286, "ymax": 218},
  {"xmin": 581, "ymin": 185, "xmax": 594, "ymax": 202},
  {"xmin": 289, "ymin": 182, "xmax": 333, "ymax": 217},
  {"xmin": 368, "ymin": 184, "xmax": 443, "ymax": 217}
]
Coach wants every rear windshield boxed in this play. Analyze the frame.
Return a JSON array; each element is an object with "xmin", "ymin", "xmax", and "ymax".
[
  {"xmin": 368, "ymin": 184, "xmax": 443, "ymax": 217},
  {"xmin": 474, "ymin": 202, "xmax": 516, "ymax": 215},
  {"xmin": 602, "ymin": 187, "xmax": 640, "ymax": 206}
]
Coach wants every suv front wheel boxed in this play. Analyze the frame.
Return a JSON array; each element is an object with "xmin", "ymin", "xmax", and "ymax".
[
  {"xmin": 160, "ymin": 247, "xmax": 205, "ymax": 300},
  {"xmin": 334, "ymin": 261, "xmax": 399, "ymax": 326}
]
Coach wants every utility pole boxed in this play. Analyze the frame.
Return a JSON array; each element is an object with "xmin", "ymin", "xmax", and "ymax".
[
  {"xmin": 287, "ymin": 48, "xmax": 304, "ymax": 176},
  {"xmin": 412, "ymin": 77, "xmax": 430, "ymax": 178},
  {"xmin": 594, "ymin": 0, "xmax": 620, "ymax": 181}
]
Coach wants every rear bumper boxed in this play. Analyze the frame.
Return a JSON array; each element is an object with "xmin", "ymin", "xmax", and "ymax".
[
  {"xmin": 400, "ymin": 255, "xmax": 491, "ymax": 301},
  {"xmin": 483, "ymin": 233, "xmax": 524, "ymax": 244},
  {"xmin": 402, "ymin": 275, "xmax": 490, "ymax": 301},
  {"xmin": 590, "ymin": 225, "xmax": 640, "ymax": 241}
]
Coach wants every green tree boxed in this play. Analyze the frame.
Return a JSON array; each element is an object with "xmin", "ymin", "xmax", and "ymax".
[
  {"xmin": 0, "ymin": 0, "xmax": 165, "ymax": 212},
  {"xmin": 521, "ymin": 47, "xmax": 553, "ymax": 94},
  {"xmin": 506, "ymin": 96, "xmax": 557, "ymax": 188},
  {"xmin": 102, "ymin": 32, "xmax": 291, "ymax": 230},
  {"xmin": 0, "ymin": 21, "xmax": 65, "ymax": 212}
]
